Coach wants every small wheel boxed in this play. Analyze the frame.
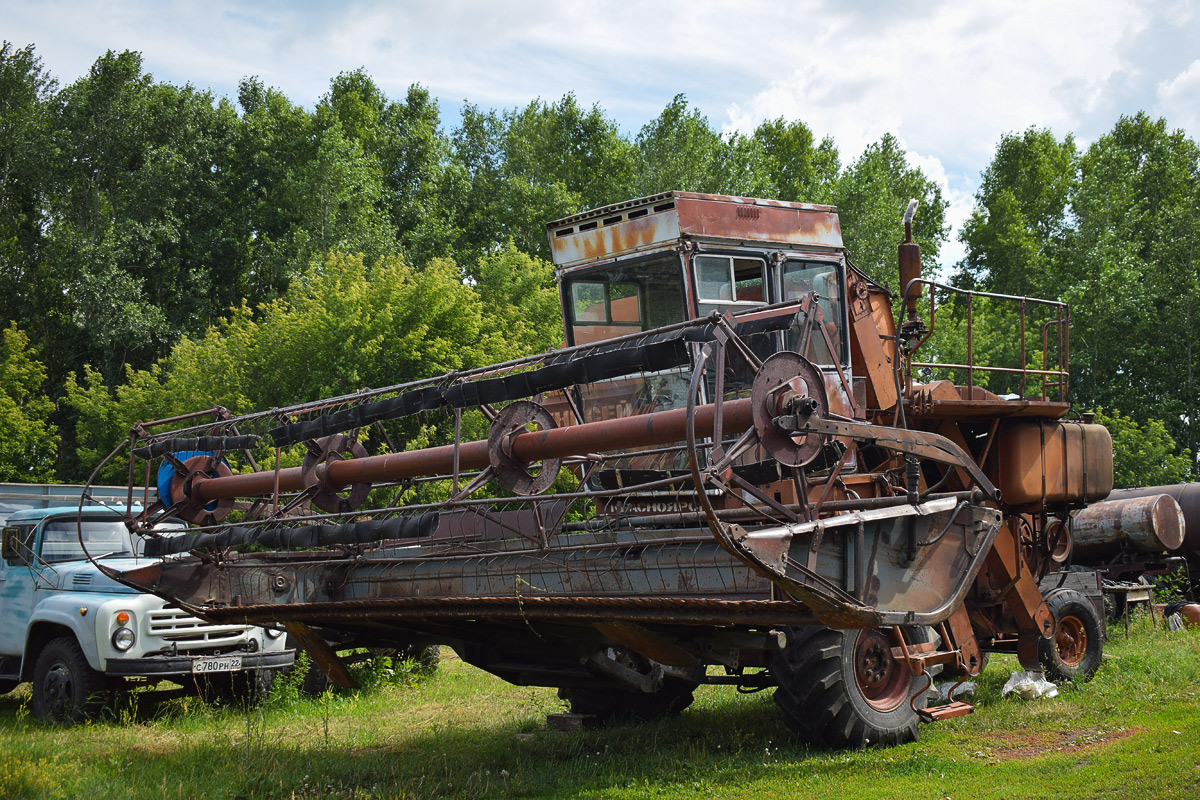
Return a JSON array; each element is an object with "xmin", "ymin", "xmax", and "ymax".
[
  {"xmin": 32, "ymin": 636, "xmax": 108, "ymax": 724},
  {"xmin": 1038, "ymin": 589, "xmax": 1103, "ymax": 682},
  {"xmin": 771, "ymin": 626, "xmax": 924, "ymax": 749}
]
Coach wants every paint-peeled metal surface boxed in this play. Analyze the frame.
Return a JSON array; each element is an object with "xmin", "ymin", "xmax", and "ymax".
[
  {"xmin": 673, "ymin": 195, "xmax": 842, "ymax": 248},
  {"xmin": 1108, "ymin": 483, "xmax": 1200, "ymax": 560},
  {"xmin": 1071, "ymin": 493, "xmax": 1186, "ymax": 558},
  {"xmin": 547, "ymin": 191, "xmax": 844, "ymax": 268},
  {"xmin": 550, "ymin": 210, "xmax": 680, "ymax": 268}
]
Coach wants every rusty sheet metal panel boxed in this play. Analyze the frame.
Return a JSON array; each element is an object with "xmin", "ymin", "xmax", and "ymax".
[
  {"xmin": 549, "ymin": 204, "xmax": 681, "ymax": 268},
  {"xmin": 110, "ymin": 531, "xmax": 776, "ymax": 620},
  {"xmin": 991, "ymin": 420, "xmax": 1113, "ymax": 507},
  {"xmin": 548, "ymin": 192, "xmax": 843, "ymax": 269},
  {"xmin": 673, "ymin": 193, "xmax": 842, "ymax": 249},
  {"xmin": 735, "ymin": 497, "xmax": 1003, "ymax": 628}
]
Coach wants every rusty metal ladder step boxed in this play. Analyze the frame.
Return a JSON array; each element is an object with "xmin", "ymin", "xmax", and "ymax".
[{"xmin": 918, "ymin": 700, "xmax": 974, "ymax": 721}]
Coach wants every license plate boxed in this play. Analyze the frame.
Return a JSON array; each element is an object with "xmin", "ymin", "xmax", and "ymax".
[{"xmin": 192, "ymin": 656, "xmax": 243, "ymax": 674}]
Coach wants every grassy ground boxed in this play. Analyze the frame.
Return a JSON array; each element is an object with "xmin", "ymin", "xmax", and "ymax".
[{"xmin": 2, "ymin": 615, "xmax": 1199, "ymax": 800}]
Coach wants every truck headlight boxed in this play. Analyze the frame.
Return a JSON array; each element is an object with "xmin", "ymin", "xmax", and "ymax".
[
  {"xmin": 264, "ymin": 627, "xmax": 284, "ymax": 640},
  {"xmin": 112, "ymin": 627, "xmax": 136, "ymax": 651}
]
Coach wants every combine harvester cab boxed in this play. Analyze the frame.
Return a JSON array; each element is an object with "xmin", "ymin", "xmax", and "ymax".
[{"xmin": 92, "ymin": 191, "xmax": 1149, "ymax": 748}]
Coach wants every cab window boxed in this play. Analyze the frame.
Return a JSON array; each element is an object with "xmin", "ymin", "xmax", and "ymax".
[
  {"xmin": 782, "ymin": 260, "xmax": 846, "ymax": 365},
  {"xmin": 569, "ymin": 282, "xmax": 643, "ymax": 344},
  {"xmin": 694, "ymin": 255, "xmax": 766, "ymax": 310}
]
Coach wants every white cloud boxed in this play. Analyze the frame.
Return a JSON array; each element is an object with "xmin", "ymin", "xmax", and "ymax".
[
  {"xmin": 1156, "ymin": 59, "xmax": 1200, "ymax": 135},
  {"xmin": 5, "ymin": 0, "xmax": 1198, "ymax": 272}
]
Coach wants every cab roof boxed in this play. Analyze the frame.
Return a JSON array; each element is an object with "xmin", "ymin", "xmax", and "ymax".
[
  {"xmin": 546, "ymin": 191, "xmax": 844, "ymax": 270},
  {"xmin": 5, "ymin": 506, "xmax": 137, "ymax": 524}
]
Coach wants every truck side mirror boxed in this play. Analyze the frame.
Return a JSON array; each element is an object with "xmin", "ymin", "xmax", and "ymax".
[{"xmin": 2, "ymin": 526, "xmax": 25, "ymax": 564}]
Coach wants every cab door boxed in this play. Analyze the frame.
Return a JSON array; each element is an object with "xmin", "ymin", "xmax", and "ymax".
[{"xmin": 0, "ymin": 523, "xmax": 40, "ymax": 658}]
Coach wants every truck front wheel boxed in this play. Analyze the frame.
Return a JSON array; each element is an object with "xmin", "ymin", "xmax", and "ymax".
[
  {"xmin": 32, "ymin": 636, "xmax": 108, "ymax": 724},
  {"xmin": 1038, "ymin": 588, "xmax": 1103, "ymax": 682},
  {"xmin": 771, "ymin": 626, "xmax": 925, "ymax": 749}
]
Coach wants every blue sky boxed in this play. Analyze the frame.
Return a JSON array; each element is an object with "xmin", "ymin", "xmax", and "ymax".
[{"xmin": 6, "ymin": 0, "xmax": 1199, "ymax": 267}]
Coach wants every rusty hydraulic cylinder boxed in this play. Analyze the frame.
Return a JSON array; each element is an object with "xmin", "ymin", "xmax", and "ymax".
[
  {"xmin": 1070, "ymin": 493, "xmax": 1186, "ymax": 559},
  {"xmin": 191, "ymin": 398, "xmax": 755, "ymax": 505}
]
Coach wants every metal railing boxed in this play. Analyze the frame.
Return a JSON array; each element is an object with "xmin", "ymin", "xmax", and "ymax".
[{"xmin": 901, "ymin": 279, "xmax": 1069, "ymax": 402}]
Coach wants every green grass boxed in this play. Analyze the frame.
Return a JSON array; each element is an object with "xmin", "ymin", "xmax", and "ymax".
[{"xmin": 3, "ymin": 614, "xmax": 1200, "ymax": 799}]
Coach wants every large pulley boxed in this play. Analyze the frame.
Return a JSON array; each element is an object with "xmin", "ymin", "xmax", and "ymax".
[
  {"xmin": 751, "ymin": 351, "xmax": 829, "ymax": 467},
  {"xmin": 302, "ymin": 434, "xmax": 371, "ymax": 513},
  {"xmin": 488, "ymin": 400, "xmax": 562, "ymax": 495},
  {"xmin": 168, "ymin": 454, "xmax": 235, "ymax": 525}
]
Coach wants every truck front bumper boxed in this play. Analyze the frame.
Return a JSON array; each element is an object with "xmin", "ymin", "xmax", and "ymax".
[{"xmin": 106, "ymin": 649, "xmax": 296, "ymax": 678}]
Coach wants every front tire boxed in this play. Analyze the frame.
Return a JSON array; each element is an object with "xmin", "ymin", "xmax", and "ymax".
[
  {"xmin": 771, "ymin": 627, "xmax": 924, "ymax": 749},
  {"xmin": 32, "ymin": 636, "xmax": 107, "ymax": 724},
  {"xmin": 1038, "ymin": 589, "xmax": 1103, "ymax": 682}
]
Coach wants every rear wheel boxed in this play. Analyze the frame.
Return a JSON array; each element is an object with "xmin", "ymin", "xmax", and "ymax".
[
  {"xmin": 771, "ymin": 627, "xmax": 925, "ymax": 749},
  {"xmin": 32, "ymin": 637, "xmax": 108, "ymax": 724},
  {"xmin": 1038, "ymin": 589, "xmax": 1103, "ymax": 682}
]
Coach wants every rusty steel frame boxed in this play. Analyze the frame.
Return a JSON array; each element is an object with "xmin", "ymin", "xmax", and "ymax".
[{"xmin": 901, "ymin": 278, "xmax": 1069, "ymax": 402}]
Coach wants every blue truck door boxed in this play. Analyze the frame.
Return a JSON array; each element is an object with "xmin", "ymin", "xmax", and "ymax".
[{"xmin": 0, "ymin": 523, "xmax": 41, "ymax": 658}]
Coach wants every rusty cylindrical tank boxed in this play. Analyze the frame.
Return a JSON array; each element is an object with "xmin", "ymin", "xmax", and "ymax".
[
  {"xmin": 1107, "ymin": 483, "xmax": 1200, "ymax": 564},
  {"xmin": 1070, "ymin": 493, "xmax": 1186, "ymax": 560}
]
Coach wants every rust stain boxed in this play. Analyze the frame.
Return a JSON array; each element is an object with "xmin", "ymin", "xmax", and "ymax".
[{"xmin": 980, "ymin": 727, "xmax": 1140, "ymax": 761}]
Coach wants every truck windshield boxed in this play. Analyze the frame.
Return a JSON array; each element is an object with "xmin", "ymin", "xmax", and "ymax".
[{"xmin": 40, "ymin": 520, "xmax": 142, "ymax": 563}]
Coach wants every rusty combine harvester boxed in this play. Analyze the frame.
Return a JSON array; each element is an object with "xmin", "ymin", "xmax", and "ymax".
[{"xmin": 87, "ymin": 191, "xmax": 1183, "ymax": 748}]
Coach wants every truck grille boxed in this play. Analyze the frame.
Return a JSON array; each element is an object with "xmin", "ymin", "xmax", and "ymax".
[{"xmin": 148, "ymin": 608, "xmax": 253, "ymax": 648}]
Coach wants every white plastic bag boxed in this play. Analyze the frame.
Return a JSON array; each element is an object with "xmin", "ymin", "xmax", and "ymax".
[
  {"xmin": 1002, "ymin": 670, "xmax": 1059, "ymax": 700},
  {"xmin": 933, "ymin": 681, "xmax": 977, "ymax": 702}
]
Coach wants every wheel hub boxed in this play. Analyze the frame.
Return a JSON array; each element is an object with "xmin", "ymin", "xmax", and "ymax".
[
  {"xmin": 853, "ymin": 630, "xmax": 907, "ymax": 711},
  {"xmin": 1054, "ymin": 615, "xmax": 1087, "ymax": 666},
  {"xmin": 43, "ymin": 662, "xmax": 72, "ymax": 718}
]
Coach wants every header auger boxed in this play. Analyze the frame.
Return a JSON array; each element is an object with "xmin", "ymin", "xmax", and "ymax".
[{"xmin": 88, "ymin": 190, "xmax": 1177, "ymax": 749}]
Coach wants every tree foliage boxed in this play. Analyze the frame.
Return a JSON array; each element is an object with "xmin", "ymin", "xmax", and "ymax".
[
  {"xmin": 0, "ymin": 324, "xmax": 58, "ymax": 481},
  {"xmin": 954, "ymin": 117, "xmax": 1199, "ymax": 476},
  {"xmin": 0, "ymin": 43, "xmax": 1034, "ymax": 482},
  {"xmin": 1094, "ymin": 409, "xmax": 1193, "ymax": 489}
]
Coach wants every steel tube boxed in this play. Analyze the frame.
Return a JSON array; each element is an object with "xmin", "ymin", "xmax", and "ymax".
[
  {"xmin": 1108, "ymin": 483, "xmax": 1200, "ymax": 561},
  {"xmin": 192, "ymin": 398, "xmax": 756, "ymax": 504},
  {"xmin": 1071, "ymin": 494, "xmax": 1186, "ymax": 558}
]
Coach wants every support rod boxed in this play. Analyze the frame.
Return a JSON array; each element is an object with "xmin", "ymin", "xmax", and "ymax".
[{"xmin": 190, "ymin": 398, "xmax": 756, "ymax": 505}]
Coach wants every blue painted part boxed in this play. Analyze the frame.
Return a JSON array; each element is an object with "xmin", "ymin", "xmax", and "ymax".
[{"xmin": 156, "ymin": 451, "xmax": 227, "ymax": 510}]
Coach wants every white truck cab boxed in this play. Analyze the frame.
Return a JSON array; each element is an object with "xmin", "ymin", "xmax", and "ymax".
[{"xmin": 0, "ymin": 505, "xmax": 294, "ymax": 723}]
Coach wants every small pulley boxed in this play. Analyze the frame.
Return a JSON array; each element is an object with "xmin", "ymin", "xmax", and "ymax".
[
  {"xmin": 488, "ymin": 400, "xmax": 562, "ymax": 495},
  {"xmin": 751, "ymin": 351, "xmax": 829, "ymax": 467},
  {"xmin": 168, "ymin": 454, "xmax": 235, "ymax": 525},
  {"xmin": 302, "ymin": 434, "xmax": 370, "ymax": 513}
]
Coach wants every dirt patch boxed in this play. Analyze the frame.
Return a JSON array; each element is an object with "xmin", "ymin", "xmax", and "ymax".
[{"xmin": 982, "ymin": 727, "xmax": 1141, "ymax": 761}]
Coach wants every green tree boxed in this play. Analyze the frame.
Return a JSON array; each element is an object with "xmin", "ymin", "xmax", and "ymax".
[
  {"xmin": 1065, "ymin": 114, "xmax": 1199, "ymax": 470},
  {"xmin": 633, "ymin": 94, "xmax": 768, "ymax": 200},
  {"xmin": 954, "ymin": 127, "xmax": 1077, "ymax": 296},
  {"xmin": 0, "ymin": 324, "xmax": 58, "ymax": 481},
  {"xmin": 447, "ymin": 94, "xmax": 635, "ymax": 266},
  {"xmin": 833, "ymin": 134, "xmax": 948, "ymax": 288},
  {"xmin": 1095, "ymin": 409, "xmax": 1193, "ymax": 488},
  {"xmin": 752, "ymin": 117, "xmax": 839, "ymax": 204},
  {"xmin": 0, "ymin": 42, "xmax": 55, "ymax": 325}
]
